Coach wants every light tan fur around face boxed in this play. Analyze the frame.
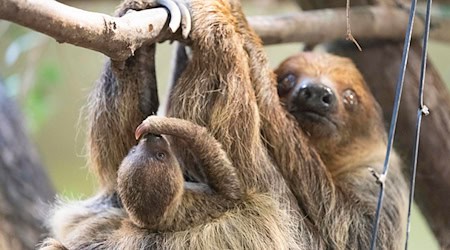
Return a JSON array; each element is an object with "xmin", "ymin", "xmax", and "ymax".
[{"xmin": 274, "ymin": 52, "xmax": 388, "ymax": 173}]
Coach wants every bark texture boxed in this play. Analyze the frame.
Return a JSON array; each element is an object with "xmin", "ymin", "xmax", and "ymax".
[{"xmin": 0, "ymin": 82, "xmax": 55, "ymax": 250}]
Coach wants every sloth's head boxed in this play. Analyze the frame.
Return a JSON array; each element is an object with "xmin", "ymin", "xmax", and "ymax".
[
  {"xmin": 275, "ymin": 52, "xmax": 386, "ymax": 168},
  {"xmin": 118, "ymin": 133, "xmax": 183, "ymax": 229}
]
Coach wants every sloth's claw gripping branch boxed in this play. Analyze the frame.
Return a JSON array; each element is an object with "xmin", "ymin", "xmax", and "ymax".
[
  {"xmin": 155, "ymin": 0, "xmax": 191, "ymax": 38},
  {"xmin": 157, "ymin": 0, "xmax": 182, "ymax": 33}
]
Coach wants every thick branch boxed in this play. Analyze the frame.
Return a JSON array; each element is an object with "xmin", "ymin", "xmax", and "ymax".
[
  {"xmin": 1, "ymin": 0, "xmax": 450, "ymax": 60},
  {"xmin": 296, "ymin": 0, "xmax": 450, "ymax": 9},
  {"xmin": 248, "ymin": 6, "xmax": 424, "ymax": 45},
  {"xmin": 0, "ymin": 0, "xmax": 170, "ymax": 61},
  {"xmin": 249, "ymin": 5, "xmax": 450, "ymax": 45}
]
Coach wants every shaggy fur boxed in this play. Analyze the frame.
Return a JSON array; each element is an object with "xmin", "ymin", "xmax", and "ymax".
[
  {"xmin": 44, "ymin": 192, "xmax": 299, "ymax": 249},
  {"xmin": 119, "ymin": 116, "xmax": 241, "ymax": 231},
  {"xmin": 256, "ymin": 51, "xmax": 408, "ymax": 249},
  {"xmin": 43, "ymin": 0, "xmax": 407, "ymax": 249},
  {"xmin": 42, "ymin": 0, "xmax": 302, "ymax": 249},
  {"xmin": 169, "ymin": 4, "xmax": 408, "ymax": 249}
]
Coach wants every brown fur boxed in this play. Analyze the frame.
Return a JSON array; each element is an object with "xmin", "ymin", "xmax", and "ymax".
[
  {"xmin": 44, "ymin": 0, "xmax": 407, "ymax": 248},
  {"xmin": 39, "ymin": 238, "xmax": 68, "ymax": 250},
  {"xmin": 43, "ymin": 1, "xmax": 301, "ymax": 249},
  {"xmin": 118, "ymin": 116, "xmax": 244, "ymax": 231},
  {"xmin": 261, "ymin": 51, "xmax": 408, "ymax": 248},
  {"xmin": 275, "ymin": 53, "xmax": 388, "ymax": 175},
  {"xmin": 168, "ymin": 4, "xmax": 408, "ymax": 248}
]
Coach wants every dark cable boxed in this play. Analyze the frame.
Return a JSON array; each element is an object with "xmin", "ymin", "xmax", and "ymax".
[
  {"xmin": 404, "ymin": 0, "xmax": 432, "ymax": 248},
  {"xmin": 369, "ymin": 0, "xmax": 419, "ymax": 249}
]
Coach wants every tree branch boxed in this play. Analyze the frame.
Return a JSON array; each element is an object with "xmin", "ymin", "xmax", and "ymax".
[
  {"xmin": 0, "ymin": 0, "xmax": 170, "ymax": 61},
  {"xmin": 250, "ymin": 7, "xmax": 417, "ymax": 45},
  {"xmin": 248, "ymin": 6, "xmax": 450, "ymax": 45},
  {"xmin": 0, "ymin": 0, "xmax": 449, "ymax": 58}
]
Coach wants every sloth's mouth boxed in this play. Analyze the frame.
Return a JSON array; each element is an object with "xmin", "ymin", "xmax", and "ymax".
[{"xmin": 291, "ymin": 110, "xmax": 338, "ymax": 131}]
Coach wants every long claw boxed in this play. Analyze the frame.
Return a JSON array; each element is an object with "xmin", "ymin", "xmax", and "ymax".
[
  {"xmin": 174, "ymin": 0, "xmax": 191, "ymax": 38},
  {"xmin": 135, "ymin": 116, "xmax": 162, "ymax": 140},
  {"xmin": 158, "ymin": 0, "xmax": 182, "ymax": 33},
  {"xmin": 135, "ymin": 122, "xmax": 147, "ymax": 141}
]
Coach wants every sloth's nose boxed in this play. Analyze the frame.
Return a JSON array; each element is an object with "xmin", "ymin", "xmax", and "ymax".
[
  {"xmin": 141, "ymin": 133, "xmax": 168, "ymax": 148},
  {"xmin": 143, "ymin": 133, "xmax": 163, "ymax": 142},
  {"xmin": 294, "ymin": 83, "xmax": 337, "ymax": 115}
]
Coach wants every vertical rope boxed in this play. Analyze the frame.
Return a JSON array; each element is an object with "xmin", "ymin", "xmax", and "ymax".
[
  {"xmin": 404, "ymin": 0, "xmax": 432, "ymax": 248},
  {"xmin": 369, "ymin": 0, "xmax": 419, "ymax": 249}
]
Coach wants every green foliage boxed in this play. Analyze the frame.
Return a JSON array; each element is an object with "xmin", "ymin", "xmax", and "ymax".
[
  {"xmin": 4, "ymin": 61, "xmax": 62, "ymax": 132},
  {"xmin": 23, "ymin": 62, "xmax": 62, "ymax": 132},
  {"xmin": 2, "ymin": 27, "xmax": 61, "ymax": 133},
  {"xmin": 439, "ymin": 4, "xmax": 450, "ymax": 17}
]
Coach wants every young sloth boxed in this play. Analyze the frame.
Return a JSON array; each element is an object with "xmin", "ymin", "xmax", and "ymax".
[
  {"xmin": 43, "ymin": 0, "xmax": 300, "ymax": 249},
  {"xmin": 43, "ymin": 116, "xmax": 297, "ymax": 249},
  {"xmin": 118, "ymin": 116, "xmax": 243, "ymax": 232}
]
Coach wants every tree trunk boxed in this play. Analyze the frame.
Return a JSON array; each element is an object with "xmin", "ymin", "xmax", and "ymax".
[
  {"xmin": 294, "ymin": 0, "xmax": 450, "ymax": 247},
  {"xmin": 0, "ymin": 82, "xmax": 55, "ymax": 250}
]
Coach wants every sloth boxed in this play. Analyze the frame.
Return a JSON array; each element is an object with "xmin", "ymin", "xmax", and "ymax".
[
  {"xmin": 168, "ymin": 6, "xmax": 409, "ymax": 246},
  {"xmin": 118, "ymin": 116, "xmax": 242, "ymax": 232},
  {"xmin": 264, "ymin": 52, "xmax": 408, "ymax": 248},
  {"xmin": 42, "ymin": 0, "xmax": 408, "ymax": 248},
  {"xmin": 274, "ymin": 52, "xmax": 397, "ymax": 176},
  {"xmin": 41, "ymin": 116, "xmax": 298, "ymax": 250},
  {"xmin": 40, "ymin": 0, "xmax": 301, "ymax": 249}
]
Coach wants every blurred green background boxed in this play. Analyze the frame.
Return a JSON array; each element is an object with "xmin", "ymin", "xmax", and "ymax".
[{"xmin": 0, "ymin": 1, "xmax": 448, "ymax": 249}]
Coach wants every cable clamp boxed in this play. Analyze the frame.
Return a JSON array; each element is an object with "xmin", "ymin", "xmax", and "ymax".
[
  {"xmin": 368, "ymin": 168, "xmax": 386, "ymax": 185},
  {"xmin": 421, "ymin": 105, "xmax": 430, "ymax": 116}
]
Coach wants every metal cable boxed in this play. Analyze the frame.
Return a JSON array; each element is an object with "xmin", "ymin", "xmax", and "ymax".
[
  {"xmin": 369, "ymin": 0, "xmax": 419, "ymax": 248},
  {"xmin": 404, "ymin": 0, "xmax": 432, "ymax": 248}
]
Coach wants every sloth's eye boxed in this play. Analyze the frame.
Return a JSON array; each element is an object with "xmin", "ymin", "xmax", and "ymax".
[
  {"xmin": 277, "ymin": 73, "xmax": 297, "ymax": 95},
  {"xmin": 156, "ymin": 152, "xmax": 166, "ymax": 160},
  {"xmin": 342, "ymin": 89, "xmax": 358, "ymax": 110}
]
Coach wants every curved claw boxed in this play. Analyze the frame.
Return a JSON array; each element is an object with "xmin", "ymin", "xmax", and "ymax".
[
  {"xmin": 157, "ymin": 0, "xmax": 182, "ymax": 33},
  {"xmin": 135, "ymin": 116, "xmax": 161, "ymax": 140},
  {"xmin": 158, "ymin": 0, "xmax": 191, "ymax": 38},
  {"xmin": 173, "ymin": 0, "xmax": 192, "ymax": 38},
  {"xmin": 121, "ymin": 0, "xmax": 191, "ymax": 38},
  {"xmin": 135, "ymin": 122, "xmax": 148, "ymax": 141}
]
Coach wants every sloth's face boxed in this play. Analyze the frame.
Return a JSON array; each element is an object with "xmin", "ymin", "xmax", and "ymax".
[
  {"xmin": 121, "ymin": 133, "xmax": 177, "ymax": 174},
  {"xmin": 117, "ymin": 133, "xmax": 183, "ymax": 229},
  {"xmin": 275, "ymin": 53, "xmax": 384, "ymax": 149}
]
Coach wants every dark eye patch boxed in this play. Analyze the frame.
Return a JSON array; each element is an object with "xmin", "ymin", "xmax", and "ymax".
[
  {"xmin": 277, "ymin": 73, "xmax": 297, "ymax": 95},
  {"xmin": 156, "ymin": 152, "xmax": 166, "ymax": 161}
]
